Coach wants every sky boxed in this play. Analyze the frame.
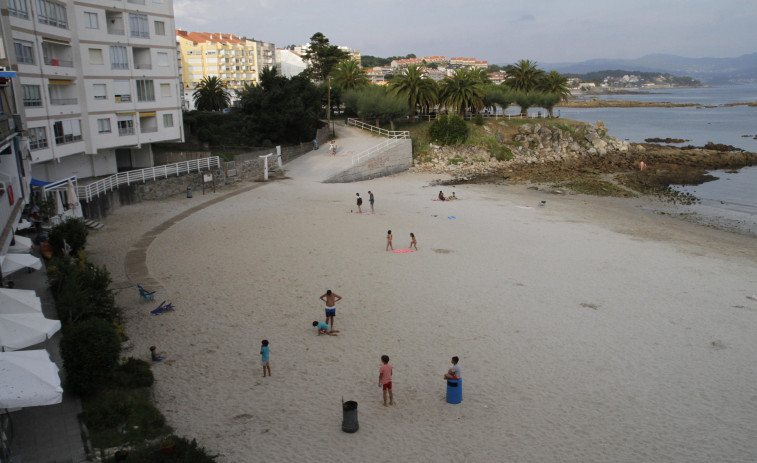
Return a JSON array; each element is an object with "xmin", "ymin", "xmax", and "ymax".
[{"xmin": 173, "ymin": 0, "xmax": 757, "ymax": 65}]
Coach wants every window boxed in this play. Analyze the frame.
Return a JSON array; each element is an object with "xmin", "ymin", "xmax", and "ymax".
[
  {"xmin": 110, "ymin": 45, "xmax": 128, "ymax": 69},
  {"xmin": 160, "ymin": 83, "xmax": 171, "ymax": 97},
  {"xmin": 28, "ymin": 127, "xmax": 48, "ymax": 150},
  {"xmin": 127, "ymin": 0, "xmax": 145, "ymax": 3},
  {"xmin": 53, "ymin": 119, "xmax": 82, "ymax": 145},
  {"xmin": 88, "ymin": 48, "xmax": 103, "ymax": 65},
  {"xmin": 22, "ymin": 85, "xmax": 42, "ymax": 107},
  {"xmin": 163, "ymin": 114, "xmax": 174, "ymax": 127},
  {"xmin": 136, "ymin": 79, "xmax": 154, "ymax": 101},
  {"xmin": 84, "ymin": 12, "xmax": 98, "ymax": 29},
  {"xmin": 14, "ymin": 40, "xmax": 35, "ymax": 64},
  {"xmin": 157, "ymin": 52, "xmax": 168, "ymax": 67},
  {"xmin": 93, "ymin": 83, "xmax": 107, "ymax": 100},
  {"xmin": 114, "ymin": 80, "xmax": 131, "ymax": 102},
  {"xmin": 117, "ymin": 117, "xmax": 134, "ymax": 136},
  {"xmin": 8, "ymin": 0, "xmax": 29, "ymax": 19},
  {"xmin": 97, "ymin": 118, "xmax": 111, "ymax": 133},
  {"xmin": 154, "ymin": 21, "xmax": 165, "ymax": 35},
  {"xmin": 129, "ymin": 13, "xmax": 149, "ymax": 38},
  {"xmin": 36, "ymin": 0, "xmax": 68, "ymax": 28}
]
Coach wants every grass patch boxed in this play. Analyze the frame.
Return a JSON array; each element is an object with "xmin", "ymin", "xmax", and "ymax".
[{"xmin": 448, "ymin": 156, "xmax": 465, "ymax": 165}]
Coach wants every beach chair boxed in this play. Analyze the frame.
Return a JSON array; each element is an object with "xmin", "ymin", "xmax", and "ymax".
[
  {"xmin": 151, "ymin": 300, "xmax": 175, "ymax": 316},
  {"xmin": 138, "ymin": 284, "xmax": 155, "ymax": 302}
]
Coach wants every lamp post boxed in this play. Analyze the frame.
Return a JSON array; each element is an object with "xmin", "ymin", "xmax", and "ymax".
[{"xmin": 327, "ymin": 76, "xmax": 332, "ymax": 137}]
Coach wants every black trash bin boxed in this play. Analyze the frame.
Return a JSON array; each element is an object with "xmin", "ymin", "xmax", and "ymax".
[
  {"xmin": 187, "ymin": 186, "xmax": 193, "ymax": 198},
  {"xmin": 342, "ymin": 400, "xmax": 359, "ymax": 433}
]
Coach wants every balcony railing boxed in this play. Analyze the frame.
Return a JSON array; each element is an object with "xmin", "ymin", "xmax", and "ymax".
[
  {"xmin": 50, "ymin": 98, "xmax": 78, "ymax": 105},
  {"xmin": 114, "ymin": 95, "xmax": 132, "ymax": 103},
  {"xmin": 140, "ymin": 126, "xmax": 158, "ymax": 133},
  {"xmin": 44, "ymin": 57, "xmax": 74, "ymax": 67},
  {"xmin": 55, "ymin": 134, "xmax": 82, "ymax": 145},
  {"xmin": 108, "ymin": 27, "xmax": 125, "ymax": 35},
  {"xmin": 118, "ymin": 126, "xmax": 135, "ymax": 136},
  {"xmin": 23, "ymin": 100, "xmax": 43, "ymax": 107},
  {"xmin": 134, "ymin": 63, "xmax": 152, "ymax": 70}
]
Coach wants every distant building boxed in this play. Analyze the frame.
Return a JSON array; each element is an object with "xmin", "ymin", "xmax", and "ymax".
[
  {"xmin": 390, "ymin": 58, "xmax": 423, "ymax": 70},
  {"xmin": 422, "ymin": 56, "xmax": 447, "ymax": 64},
  {"xmin": 275, "ymin": 48, "xmax": 306, "ymax": 78},
  {"xmin": 366, "ymin": 66, "xmax": 392, "ymax": 84}
]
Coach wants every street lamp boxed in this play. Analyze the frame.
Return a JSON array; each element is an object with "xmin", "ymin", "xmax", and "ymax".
[{"xmin": 327, "ymin": 76, "xmax": 333, "ymax": 137}]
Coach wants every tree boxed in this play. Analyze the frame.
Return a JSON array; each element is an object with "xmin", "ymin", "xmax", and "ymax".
[
  {"xmin": 439, "ymin": 68, "xmax": 485, "ymax": 117},
  {"xmin": 332, "ymin": 59, "xmax": 369, "ymax": 90},
  {"xmin": 389, "ymin": 64, "xmax": 438, "ymax": 122},
  {"xmin": 344, "ymin": 86, "xmax": 407, "ymax": 129},
  {"xmin": 60, "ymin": 318, "xmax": 121, "ymax": 395},
  {"xmin": 537, "ymin": 70, "xmax": 572, "ymax": 102},
  {"xmin": 302, "ymin": 32, "xmax": 350, "ymax": 82},
  {"xmin": 513, "ymin": 91, "xmax": 539, "ymax": 118},
  {"xmin": 534, "ymin": 92, "xmax": 563, "ymax": 118},
  {"xmin": 429, "ymin": 114, "xmax": 469, "ymax": 145},
  {"xmin": 484, "ymin": 84, "xmax": 517, "ymax": 116},
  {"xmin": 504, "ymin": 59, "xmax": 545, "ymax": 94},
  {"xmin": 192, "ymin": 76, "xmax": 231, "ymax": 111}
]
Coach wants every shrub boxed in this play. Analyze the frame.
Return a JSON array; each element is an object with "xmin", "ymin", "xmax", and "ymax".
[
  {"xmin": 429, "ymin": 114, "xmax": 469, "ymax": 145},
  {"xmin": 114, "ymin": 436, "xmax": 218, "ymax": 462},
  {"xmin": 49, "ymin": 257, "xmax": 118, "ymax": 324},
  {"xmin": 48, "ymin": 218, "xmax": 89, "ymax": 257},
  {"xmin": 113, "ymin": 358, "xmax": 154, "ymax": 389},
  {"xmin": 474, "ymin": 114, "xmax": 485, "ymax": 125},
  {"xmin": 60, "ymin": 318, "xmax": 121, "ymax": 395}
]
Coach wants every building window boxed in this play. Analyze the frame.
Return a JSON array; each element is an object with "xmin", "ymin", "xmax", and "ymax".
[
  {"xmin": 53, "ymin": 119, "xmax": 82, "ymax": 145},
  {"xmin": 127, "ymin": 0, "xmax": 145, "ymax": 3},
  {"xmin": 160, "ymin": 83, "xmax": 171, "ymax": 97},
  {"xmin": 28, "ymin": 127, "xmax": 48, "ymax": 150},
  {"xmin": 22, "ymin": 85, "xmax": 42, "ymax": 107},
  {"xmin": 110, "ymin": 45, "xmax": 128, "ymax": 69},
  {"xmin": 157, "ymin": 52, "xmax": 168, "ymax": 67},
  {"xmin": 136, "ymin": 79, "xmax": 154, "ymax": 101},
  {"xmin": 154, "ymin": 21, "xmax": 165, "ymax": 35},
  {"xmin": 129, "ymin": 13, "xmax": 149, "ymax": 38},
  {"xmin": 97, "ymin": 118, "xmax": 111, "ymax": 133},
  {"xmin": 117, "ymin": 117, "xmax": 134, "ymax": 136},
  {"xmin": 163, "ymin": 114, "xmax": 174, "ymax": 127},
  {"xmin": 8, "ymin": 0, "xmax": 29, "ymax": 19},
  {"xmin": 84, "ymin": 11, "xmax": 98, "ymax": 29},
  {"xmin": 36, "ymin": 0, "xmax": 68, "ymax": 28},
  {"xmin": 93, "ymin": 83, "xmax": 107, "ymax": 100},
  {"xmin": 14, "ymin": 40, "xmax": 35, "ymax": 65},
  {"xmin": 114, "ymin": 80, "xmax": 131, "ymax": 102},
  {"xmin": 88, "ymin": 48, "xmax": 103, "ymax": 65}
]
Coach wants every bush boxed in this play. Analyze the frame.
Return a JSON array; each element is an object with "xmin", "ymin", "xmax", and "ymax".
[
  {"xmin": 48, "ymin": 257, "xmax": 118, "ymax": 324},
  {"xmin": 60, "ymin": 318, "xmax": 121, "ymax": 395},
  {"xmin": 429, "ymin": 114, "xmax": 469, "ymax": 145},
  {"xmin": 113, "ymin": 436, "xmax": 218, "ymax": 462},
  {"xmin": 113, "ymin": 358, "xmax": 154, "ymax": 389},
  {"xmin": 48, "ymin": 218, "xmax": 89, "ymax": 257},
  {"xmin": 474, "ymin": 114, "xmax": 485, "ymax": 125}
]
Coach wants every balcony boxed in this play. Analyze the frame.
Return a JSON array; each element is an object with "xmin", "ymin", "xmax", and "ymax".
[
  {"xmin": 50, "ymin": 98, "xmax": 78, "ymax": 106},
  {"xmin": 115, "ymin": 95, "xmax": 132, "ymax": 103},
  {"xmin": 55, "ymin": 134, "xmax": 82, "ymax": 145},
  {"xmin": 133, "ymin": 47, "xmax": 152, "ymax": 70},
  {"xmin": 106, "ymin": 12, "xmax": 124, "ymax": 35},
  {"xmin": 134, "ymin": 63, "xmax": 152, "ymax": 70},
  {"xmin": 43, "ymin": 57, "xmax": 73, "ymax": 67},
  {"xmin": 119, "ymin": 126, "xmax": 135, "ymax": 136}
]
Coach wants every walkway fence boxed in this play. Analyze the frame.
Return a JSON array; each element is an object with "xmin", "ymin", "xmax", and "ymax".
[
  {"xmin": 78, "ymin": 156, "xmax": 221, "ymax": 202},
  {"xmin": 346, "ymin": 118, "xmax": 409, "ymax": 166}
]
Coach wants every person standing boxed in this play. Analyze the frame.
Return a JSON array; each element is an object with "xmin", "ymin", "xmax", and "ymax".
[
  {"xmin": 368, "ymin": 191, "xmax": 375, "ymax": 213},
  {"xmin": 356, "ymin": 193, "xmax": 363, "ymax": 214},
  {"xmin": 410, "ymin": 233, "xmax": 418, "ymax": 250},
  {"xmin": 379, "ymin": 355, "xmax": 394, "ymax": 406},
  {"xmin": 443, "ymin": 356, "xmax": 461, "ymax": 380},
  {"xmin": 260, "ymin": 340, "xmax": 271, "ymax": 377},
  {"xmin": 320, "ymin": 289, "xmax": 342, "ymax": 331},
  {"xmin": 386, "ymin": 230, "xmax": 393, "ymax": 251}
]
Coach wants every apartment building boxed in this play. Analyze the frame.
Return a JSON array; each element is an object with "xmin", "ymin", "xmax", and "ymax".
[
  {"xmin": 176, "ymin": 30, "xmax": 275, "ymax": 107},
  {"xmin": 1, "ymin": 0, "xmax": 184, "ymax": 182}
]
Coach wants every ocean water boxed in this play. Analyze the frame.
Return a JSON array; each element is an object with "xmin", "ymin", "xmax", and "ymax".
[{"xmin": 555, "ymin": 85, "xmax": 757, "ymax": 234}]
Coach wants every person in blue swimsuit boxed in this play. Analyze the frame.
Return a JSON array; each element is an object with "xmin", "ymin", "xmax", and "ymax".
[
  {"xmin": 320, "ymin": 289, "xmax": 342, "ymax": 331},
  {"xmin": 368, "ymin": 191, "xmax": 375, "ymax": 212}
]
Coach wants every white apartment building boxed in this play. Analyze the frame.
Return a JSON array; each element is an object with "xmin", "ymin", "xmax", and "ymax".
[{"xmin": 1, "ymin": 0, "xmax": 184, "ymax": 182}]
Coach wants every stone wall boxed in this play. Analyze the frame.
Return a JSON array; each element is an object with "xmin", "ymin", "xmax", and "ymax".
[{"xmin": 324, "ymin": 139, "xmax": 413, "ymax": 183}]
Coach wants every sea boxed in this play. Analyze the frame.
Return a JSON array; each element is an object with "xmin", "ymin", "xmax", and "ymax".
[{"xmin": 554, "ymin": 85, "xmax": 757, "ymax": 236}]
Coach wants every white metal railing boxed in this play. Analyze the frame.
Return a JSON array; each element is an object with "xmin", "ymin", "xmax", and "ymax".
[
  {"xmin": 346, "ymin": 118, "xmax": 409, "ymax": 139},
  {"xmin": 352, "ymin": 137, "xmax": 404, "ymax": 166},
  {"xmin": 77, "ymin": 156, "xmax": 221, "ymax": 202}
]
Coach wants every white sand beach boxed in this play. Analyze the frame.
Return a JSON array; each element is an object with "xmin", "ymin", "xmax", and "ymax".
[{"xmin": 87, "ymin": 128, "xmax": 757, "ymax": 462}]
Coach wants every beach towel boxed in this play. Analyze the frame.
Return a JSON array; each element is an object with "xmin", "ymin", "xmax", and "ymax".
[
  {"xmin": 392, "ymin": 249, "xmax": 414, "ymax": 253},
  {"xmin": 448, "ymin": 216, "xmax": 456, "ymax": 219}
]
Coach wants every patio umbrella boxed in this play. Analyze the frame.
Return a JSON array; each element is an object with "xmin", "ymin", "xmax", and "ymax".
[
  {"xmin": 0, "ymin": 288, "xmax": 42, "ymax": 314},
  {"xmin": 66, "ymin": 179, "xmax": 79, "ymax": 209},
  {"xmin": 0, "ymin": 350, "xmax": 63, "ymax": 408},
  {"xmin": 0, "ymin": 253, "xmax": 43, "ymax": 276},
  {"xmin": 0, "ymin": 312, "xmax": 61, "ymax": 351},
  {"xmin": 7, "ymin": 234, "xmax": 34, "ymax": 254},
  {"xmin": 54, "ymin": 191, "xmax": 64, "ymax": 215}
]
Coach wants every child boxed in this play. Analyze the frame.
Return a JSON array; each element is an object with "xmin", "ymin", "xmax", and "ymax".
[
  {"xmin": 386, "ymin": 230, "xmax": 393, "ymax": 251},
  {"xmin": 260, "ymin": 340, "xmax": 271, "ymax": 377},
  {"xmin": 378, "ymin": 355, "xmax": 394, "ymax": 406},
  {"xmin": 438, "ymin": 191, "xmax": 446, "ymax": 201},
  {"xmin": 443, "ymin": 356, "xmax": 461, "ymax": 380},
  {"xmin": 150, "ymin": 345, "xmax": 165, "ymax": 362},
  {"xmin": 410, "ymin": 233, "xmax": 417, "ymax": 250},
  {"xmin": 313, "ymin": 321, "xmax": 339, "ymax": 335},
  {"xmin": 356, "ymin": 193, "xmax": 363, "ymax": 214}
]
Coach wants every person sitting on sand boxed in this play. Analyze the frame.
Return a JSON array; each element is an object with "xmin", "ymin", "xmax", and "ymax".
[
  {"xmin": 443, "ymin": 356, "xmax": 461, "ymax": 380},
  {"xmin": 150, "ymin": 345, "xmax": 165, "ymax": 362},
  {"xmin": 313, "ymin": 321, "xmax": 339, "ymax": 335},
  {"xmin": 438, "ymin": 191, "xmax": 446, "ymax": 201},
  {"xmin": 448, "ymin": 192, "xmax": 457, "ymax": 200}
]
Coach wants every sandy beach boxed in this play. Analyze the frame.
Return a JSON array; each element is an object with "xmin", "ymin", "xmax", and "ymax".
[{"xmin": 86, "ymin": 128, "xmax": 757, "ymax": 462}]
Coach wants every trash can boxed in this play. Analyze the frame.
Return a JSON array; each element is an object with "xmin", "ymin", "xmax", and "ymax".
[
  {"xmin": 187, "ymin": 186, "xmax": 193, "ymax": 198},
  {"xmin": 341, "ymin": 400, "xmax": 359, "ymax": 433},
  {"xmin": 446, "ymin": 379, "xmax": 462, "ymax": 404}
]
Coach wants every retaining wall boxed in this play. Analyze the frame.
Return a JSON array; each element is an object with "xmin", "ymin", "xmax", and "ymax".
[{"xmin": 324, "ymin": 139, "xmax": 413, "ymax": 183}]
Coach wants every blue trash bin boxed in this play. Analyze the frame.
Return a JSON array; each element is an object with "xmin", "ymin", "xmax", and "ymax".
[{"xmin": 446, "ymin": 379, "xmax": 462, "ymax": 404}]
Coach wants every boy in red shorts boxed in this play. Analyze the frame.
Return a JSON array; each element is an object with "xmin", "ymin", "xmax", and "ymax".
[{"xmin": 378, "ymin": 355, "xmax": 394, "ymax": 406}]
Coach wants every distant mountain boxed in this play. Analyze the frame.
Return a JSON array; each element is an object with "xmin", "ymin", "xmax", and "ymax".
[{"xmin": 542, "ymin": 53, "xmax": 757, "ymax": 84}]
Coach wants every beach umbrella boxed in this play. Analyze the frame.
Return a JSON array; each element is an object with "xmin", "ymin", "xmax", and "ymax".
[
  {"xmin": 7, "ymin": 234, "xmax": 34, "ymax": 254},
  {"xmin": 66, "ymin": 179, "xmax": 79, "ymax": 210},
  {"xmin": 54, "ymin": 191, "xmax": 64, "ymax": 216},
  {"xmin": 0, "ymin": 350, "xmax": 63, "ymax": 408},
  {"xmin": 0, "ymin": 253, "xmax": 42, "ymax": 276},
  {"xmin": 0, "ymin": 288, "xmax": 42, "ymax": 314},
  {"xmin": 16, "ymin": 218, "xmax": 32, "ymax": 231},
  {"xmin": 0, "ymin": 312, "xmax": 61, "ymax": 351}
]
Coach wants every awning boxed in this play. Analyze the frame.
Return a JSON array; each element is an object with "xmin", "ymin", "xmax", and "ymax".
[
  {"xmin": 139, "ymin": 111, "xmax": 156, "ymax": 117},
  {"xmin": 48, "ymin": 79, "xmax": 72, "ymax": 85},
  {"xmin": 41, "ymin": 37, "xmax": 69, "ymax": 45},
  {"xmin": 0, "ymin": 71, "xmax": 17, "ymax": 78},
  {"xmin": 30, "ymin": 178, "xmax": 52, "ymax": 187}
]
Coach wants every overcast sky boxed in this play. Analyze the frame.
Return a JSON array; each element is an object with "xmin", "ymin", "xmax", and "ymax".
[{"xmin": 174, "ymin": 0, "xmax": 756, "ymax": 65}]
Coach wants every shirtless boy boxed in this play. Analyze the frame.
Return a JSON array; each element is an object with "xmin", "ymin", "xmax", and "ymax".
[{"xmin": 320, "ymin": 289, "xmax": 342, "ymax": 331}]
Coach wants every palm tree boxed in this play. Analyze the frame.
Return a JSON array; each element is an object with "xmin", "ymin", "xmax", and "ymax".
[
  {"xmin": 332, "ymin": 59, "xmax": 369, "ymax": 90},
  {"xmin": 192, "ymin": 76, "xmax": 231, "ymax": 111},
  {"xmin": 439, "ymin": 68, "xmax": 485, "ymax": 117},
  {"xmin": 504, "ymin": 59, "xmax": 545, "ymax": 94},
  {"xmin": 538, "ymin": 70, "xmax": 572, "ymax": 102},
  {"xmin": 389, "ymin": 64, "xmax": 438, "ymax": 122}
]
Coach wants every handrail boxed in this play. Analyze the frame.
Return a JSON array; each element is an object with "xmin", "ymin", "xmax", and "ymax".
[
  {"xmin": 352, "ymin": 138, "xmax": 404, "ymax": 166},
  {"xmin": 77, "ymin": 156, "xmax": 221, "ymax": 202},
  {"xmin": 346, "ymin": 118, "xmax": 409, "ymax": 139}
]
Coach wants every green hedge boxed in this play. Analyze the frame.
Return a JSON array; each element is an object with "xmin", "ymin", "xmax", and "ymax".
[
  {"xmin": 60, "ymin": 318, "xmax": 121, "ymax": 395},
  {"xmin": 429, "ymin": 114, "xmax": 469, "ymax": 145}
]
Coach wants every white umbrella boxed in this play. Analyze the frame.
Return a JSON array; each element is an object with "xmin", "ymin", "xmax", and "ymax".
[
  {"xmin": 0, "ymin": 288, "xmax": 42, "ymax": 314},
  {"xmin": 8, "ymin": 234, "xmax": 34, "ymax": 254},
  {"xmin": 16, "ymin": 219, "xmax": 32, "ymax": 230},
  {"xmin": 66, "ymin": 179, "xmax": 79, "ymax": 209},
  {"xmin": 0, "ymin": 312, "xmax": 61, "ymax": 351},
  {"xmin": 0, "ymin": 253, "xmax": 43, "ymax": 275},
  {"xmin": 54, "ymin": 191, "xmax": 64, "ymax": 216},
  {"xmin": 0, "ymin": 350, "xmax": 63, "ymax": 408}
]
